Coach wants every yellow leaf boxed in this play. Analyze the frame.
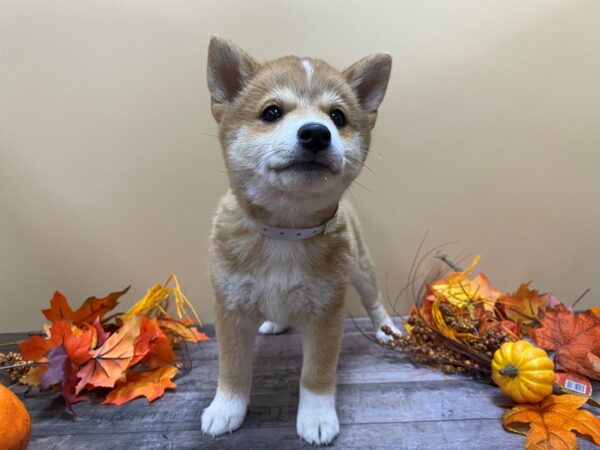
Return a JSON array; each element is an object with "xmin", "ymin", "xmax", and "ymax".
[
  {"xmin": 121, "ymin": 275, "xmax": 201, "ymax": 326},
  {"xmin": 430, "ymin": 255, "xmax": 501, "ymax": 312},
  {"xmin": 500, "ymin": 283, "xmax": 548, "ymax": 327}
]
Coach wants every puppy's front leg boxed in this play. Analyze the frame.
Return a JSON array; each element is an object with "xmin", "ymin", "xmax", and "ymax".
[
  {"xmin": 202, "ymin": 302, "xmax": 259, "ymax": 436},
  {"xmin": 297, "ymin": 297, "xmax": 345, "ymax": 446}
]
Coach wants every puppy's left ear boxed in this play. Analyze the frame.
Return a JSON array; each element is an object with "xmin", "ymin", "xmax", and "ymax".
[
  {"xmin": 343, "ymin": 53, "xmax": 392, "ymax": 112},
  {"xmin": 207, "ymin": 36, "xmax": 258, "ymax": 105}
]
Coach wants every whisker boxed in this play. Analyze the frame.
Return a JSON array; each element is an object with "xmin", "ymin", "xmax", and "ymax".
[
  {"xmin": 347, "ymin": 187, "xmax": 359, "ymax": 210},
  {"xmin": 346, "ymin": 155, "xmax": 377, "ymax": 176},
  {"xmin": 351, "ymin": 178, "xmax": 375, "ymax": 193},
  {"xmin": 368, "ymin": 149, "xmax": 389, "ymax": 158}
]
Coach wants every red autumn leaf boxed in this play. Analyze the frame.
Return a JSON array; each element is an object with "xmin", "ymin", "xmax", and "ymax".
[
  {"xmin": 19, "ymin": 334, "xmax": 55, "ymax": 362},
  {"xmin": 102, "ymin": 364, "xmax": 178, "ymax": 405},
  {"xmin": 140, "ymin": 337, "xmax": 179, "ymax": 369},
  {"xmin": 19, "ymin": 321, "xmax": 95, "ymax": 396},
  {"xmin": 62, "ymin": 361, "xmax": 87, "ymax": 411},
  {"xmin": 39, "ymin": 338, "xmax": 95, "ymax": 412},
  {"xmin": 39, "ymin": 345, "xmax": 87, "ymax": 412},
  {"xmin": 19, "ymin": 321, "xmax": 72, "ymax": 361},
  {"xmin": 530, "ymin": 304, "xmax": 600, "ymax": 380},
  {"xmin": 130, "ymin": 317, "xmax": 177, "ymax": 368},
  {"xmin": 91, "ymin": 317, "xmax": 110, "ymax": 347},
  {"xmin": 76, "ymin": 316, "xmax": 141, "ymax": 394},
  {"xmin": 42, "ymin": 286, "xmax": 130, "ymax": 325},
  {"xmin": 63, "ymin": 325, "xmax": 95, "ymax": 366},
  {"xmin": 20, "ymin": 320, "xmax": 94, "ymax": 366},
  {"xmin": 499, "ymin": 283, "xmax": 548, "ymax": 327}
]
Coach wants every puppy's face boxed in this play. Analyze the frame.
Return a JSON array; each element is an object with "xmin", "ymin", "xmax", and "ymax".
[{"xmin": 207, "ymin": 37, "xmax": 392, "ymax": 211}]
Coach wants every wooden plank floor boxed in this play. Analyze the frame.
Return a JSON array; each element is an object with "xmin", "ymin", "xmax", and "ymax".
[{"xmin": 2, "ymin": 318, "xmax": 598, "ymax": 449}]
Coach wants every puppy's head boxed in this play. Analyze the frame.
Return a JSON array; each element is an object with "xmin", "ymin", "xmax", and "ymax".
[{"xmin": 207, "ymin": 37, "xmax": 391, "ymax": 214}]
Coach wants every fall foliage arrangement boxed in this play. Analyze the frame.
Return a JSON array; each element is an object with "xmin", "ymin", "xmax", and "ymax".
[
  {"xmin": 380, "ymin": 253, "xmax": 600, "ymax": 449},
  {"xmin": 0, "ymin": 275, "xmax": 208, "ymax": 414}
]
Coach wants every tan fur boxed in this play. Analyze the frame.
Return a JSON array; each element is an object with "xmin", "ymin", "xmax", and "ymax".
[{"xmin": 202, "ymin": 37, "xmax": 396, "ymax": 444}]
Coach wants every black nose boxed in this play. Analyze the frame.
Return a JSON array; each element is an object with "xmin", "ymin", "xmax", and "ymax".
[{"xmin": 297, "ymin": 123, "xmax": 331, "ymax": 153}]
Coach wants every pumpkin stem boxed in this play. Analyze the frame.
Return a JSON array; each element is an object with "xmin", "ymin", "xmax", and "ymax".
[{"xmin": 499, "ymin": 363, "xmax": 519, "ymax": 377}]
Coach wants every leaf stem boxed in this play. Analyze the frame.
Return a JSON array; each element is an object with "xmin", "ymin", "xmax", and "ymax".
[
  {"xmin": 0, "ymin": 341, "xmax": 24, "ymax": 348},
  {"xmin": 553, "ymin": 383, "xmax": 600, "ymax": 409}
]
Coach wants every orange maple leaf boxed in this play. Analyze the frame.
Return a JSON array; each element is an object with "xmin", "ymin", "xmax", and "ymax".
[
  {"xmin": 503, "ymin": 394, "xmax": 600, "ymax": 449},
  {"xmin": 500, "ymin": 283, "xmax": 548, "ymax": 327},
  {"xmin": 19, "ymin": 321, "xmax": 95, "ymax": 390},
  {"xmin": 530, "ymin": 304, "xmax": 600, "ymax": 380},
  {"xmin": 102, "ymin": 364, "xmax": 178, "ymax": 405},
  {"xmin": 130, "ymin": 317, "xmax": 177, "ymax": 368},
  {"xmin": 159, "ymin": 318, "xmax": 209, "ymax": 344},
  {"xmin": 76, "ymin": 316, "xmax": 141, "ymax": 394},
  {"xmin": 42, "ymin": 286, "xmax": 130, "ymax": 324},
  {"xmin": 63, "ymin": 325, "xmax": 96, "ymax": 366},
  {"xmin": 19, "ymin": 321, "xmax": 94, "ymax": 364}
]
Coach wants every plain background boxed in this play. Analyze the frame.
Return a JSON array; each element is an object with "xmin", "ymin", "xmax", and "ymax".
[{"xmin": 1, "ymin": 0, "xmax": 598, "ymax": 332}]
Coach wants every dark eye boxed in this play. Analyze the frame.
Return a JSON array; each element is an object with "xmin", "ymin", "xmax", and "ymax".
[
  {"xmin": 261, "ymin": 105, "xmax": 283, "ymax": 122},
  {"xmin": 330, "ymin": 109, "xmax": 346, "ymax": 127}
]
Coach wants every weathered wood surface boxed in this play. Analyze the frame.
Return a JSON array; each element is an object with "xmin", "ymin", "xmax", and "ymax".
[{"xmin": 2, "ymin": 318, "xmax": 598, "ymax": 449}]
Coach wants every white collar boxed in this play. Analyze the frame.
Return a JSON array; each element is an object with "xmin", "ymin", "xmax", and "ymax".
[{"xmin": 249, "ymin": 213, "xmax": 338, "ymax": 241}]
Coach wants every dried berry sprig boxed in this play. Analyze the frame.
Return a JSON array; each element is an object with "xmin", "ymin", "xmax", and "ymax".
[{"xmin": 0, "ymin": 352, "xmax": 35, "ymax": 383}]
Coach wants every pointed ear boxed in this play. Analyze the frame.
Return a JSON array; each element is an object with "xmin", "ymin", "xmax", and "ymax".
[
  {"xmin": 207, "ymin": 36, "xmax": 258, "ymax": 104},
  {"xmin": 343, "ymin": 53, "xmax": 392, "ymax": 112}
]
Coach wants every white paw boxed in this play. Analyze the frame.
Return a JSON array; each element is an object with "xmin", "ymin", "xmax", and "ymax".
[
  {"xmin": 258, "ymin": 321, "xmax": 288, "ymax": 335},
  {"xmin": 296, "ymin": 386, "xmax": 339, "ymax": 446},
  {"xmin": 375, "ymin": 322, "xmax": 402, "ymax": 345},
  {"xmin": 201, "ymin": 389, "xmax": 248, "ymax": 437}
]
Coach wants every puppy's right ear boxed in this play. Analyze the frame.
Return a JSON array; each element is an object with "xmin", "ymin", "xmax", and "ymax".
[{"xmin": 207, "ymin": 36, "xmax": 258, "ymax": 105}]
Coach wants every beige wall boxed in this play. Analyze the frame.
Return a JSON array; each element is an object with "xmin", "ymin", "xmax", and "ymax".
[{"xmin": 1, "ymin": 0, "xmax": 599, "ymax": 332}]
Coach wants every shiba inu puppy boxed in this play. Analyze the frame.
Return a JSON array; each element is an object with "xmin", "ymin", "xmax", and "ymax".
[{"xmin": 202, "ymin": 36, "xmax": 399, "ymax": 445}]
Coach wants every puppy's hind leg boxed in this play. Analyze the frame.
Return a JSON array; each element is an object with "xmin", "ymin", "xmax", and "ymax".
[
  {"xmin": 258, "ymin": 321, "xmax": 289, "ymax": 335},
  {"xmin": 202, "ymin": 302, "xmax": 259, "ymax": 437},
  {"xmin": 352, "ymin": 253, "xmax": 401, "ymax": 344}
]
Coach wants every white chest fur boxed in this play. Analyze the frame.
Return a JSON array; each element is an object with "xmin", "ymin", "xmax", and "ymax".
[{"xmin": 213, "ymin": 238, "xmax": 342, "ymax": 323}]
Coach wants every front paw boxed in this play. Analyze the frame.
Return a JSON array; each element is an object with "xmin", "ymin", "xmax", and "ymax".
[
  {"xmin": 296, "ymin": 386, "xmax": 339, "ymax": 446},
  {"xmin": 201, "ymin": 389, "xmax": 248, "ymax": 437},
  {"xmin": 375, "ymin": 322, "xmax": 402, "ymax": 345}
]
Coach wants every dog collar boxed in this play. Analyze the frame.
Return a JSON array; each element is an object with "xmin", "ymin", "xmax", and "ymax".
[{"xmin": 250, "ymin": 214, "xmax": 338, "ymax": 241}]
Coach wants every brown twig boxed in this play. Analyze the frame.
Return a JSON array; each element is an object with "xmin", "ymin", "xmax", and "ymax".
[
  {"xmin": 435, "ymin": 252, "xmax": 464, "ymax": 272},
  {"xmin": 0, "ymin": 361, "xmax": 40, "ymax": 370},
  {"xmin": 0, "ymin": 341, "xmax": 24, "ymax": 348},
  {"xmin": 571, "ymin": 288, "xmax": 591, "ymax": 309}
]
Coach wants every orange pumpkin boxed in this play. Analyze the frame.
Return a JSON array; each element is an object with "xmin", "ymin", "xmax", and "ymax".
[{"xmin": 0, "ymin": 384, "xmax": 31, "ymax": 450}]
